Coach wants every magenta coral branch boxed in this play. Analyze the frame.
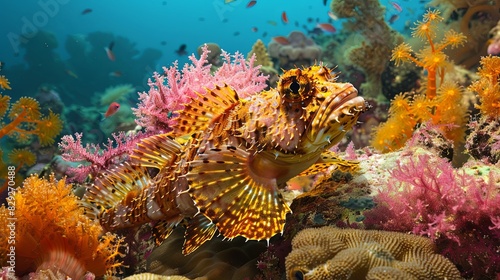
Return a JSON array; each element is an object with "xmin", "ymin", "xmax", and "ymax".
[
  {"xmin": 364, "ymin": 152, "xmax": 500, "ymax": 278},
  {"xmin": 58, "ymin": 131, "xmax": 147, "ymax": 182},
  {"xmin": 133, "ymin": 44, "xmax": 268, "ymax": 133}
]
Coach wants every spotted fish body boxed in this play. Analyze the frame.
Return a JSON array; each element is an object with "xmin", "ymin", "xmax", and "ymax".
[{"xmin": 85, "ymin": 65, "xmax": 367, "ymax": 254}]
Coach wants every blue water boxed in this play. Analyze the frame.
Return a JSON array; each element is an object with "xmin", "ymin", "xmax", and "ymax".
[
  {"xmin": 0, "ymin": 0, "xmax": 425, "ymax": 101},
  {"xmin": 1, "ymin": 0, "xmax": 424, "ymax": 64}
]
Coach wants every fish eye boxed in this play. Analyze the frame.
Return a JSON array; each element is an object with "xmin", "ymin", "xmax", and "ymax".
[
  {"xmin": 290, "ymin": 80, "xmax": 300, "ymax": 94},
  {"xmin": 293, "ymin": 270, "xmax": 304, "ymax": 280}
]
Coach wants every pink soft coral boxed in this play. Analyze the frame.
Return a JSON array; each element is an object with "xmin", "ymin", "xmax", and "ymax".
[
  {"xmin": 58, "ymin": 131, "xmax": 147, "ymax": 182},
  {"xmin": 364, "ymin": 154, "xmax": 500, "ymax": 279},
  {"xmin": 133, "ymin": 44, "xmax": 268, "ymax": 132}
]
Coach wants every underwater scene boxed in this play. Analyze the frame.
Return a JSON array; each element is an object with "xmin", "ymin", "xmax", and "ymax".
[{"xmin": 1, "ymin": 0, "xmax": 500, "ymax": 279}]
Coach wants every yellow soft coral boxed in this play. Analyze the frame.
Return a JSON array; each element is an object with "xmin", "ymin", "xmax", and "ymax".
[
  {"xmin": 0, "ymin": 75, "xmax": 11, "ymax": 90},
  {"xmin": 393, "ymin": 9, "xmax": 466, "ymax": 99},
  {"xmin": 0, "ymin": 95, "xmax": 63, "ymax": 143},
  {"xmin": 0, "ymin": 93, "xmax": 63, "ymax": 193},
  {"xmin": 371, "ymin": 9, "xmax": 469, "ymax": 152},
  {"xmin": 0, "ymin": 174, "xmax": 126, "ymax": 278},
  {"xmin": 469, "ymin": 55, "xmax": 500, "ymax": 118}
]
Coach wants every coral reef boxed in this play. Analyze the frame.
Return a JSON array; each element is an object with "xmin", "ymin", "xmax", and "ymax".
[
  {"xmin": 133, "ymin": 45, "xmax": 268, "ymax": 132},
  {"xmin": 371, "ymin": 9, "xmax": 469, "ymax": 153},
  {"xmin": 247, "ymin": 39, "xmax": 279, "ymax": 88},
  {"xmin": 268, "ymin": 31, "xmax": 321, "ymax": 70},
  {"xmin": 0, "ymin": 175, "xmax": 126, "ymax": 278},
  {"xmin": 330, "ymin": 0, "xmax": 402, "ymax": 100},
  {"xmin": 361, "ymin": 139, "xmax": 500, "ymax": 279},
  {"xmin": 286, "ymin": 227, "xmax": 462, "ymax": 280}
]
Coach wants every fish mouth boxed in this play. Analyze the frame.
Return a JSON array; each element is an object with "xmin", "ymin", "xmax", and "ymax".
[
  {"xmin": 307, "ymin": 83, "xmax": 366, "ymax": 146},
  {"xmin": 326, "ymin": 83, "xmax": 364, "ymax": 113},
  {"xmin": 318, "ymin": 83, "xmax": 366, "ymax": 124}
]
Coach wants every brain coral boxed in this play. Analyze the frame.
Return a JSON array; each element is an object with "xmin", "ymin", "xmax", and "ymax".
[{"xmin": 285, "ymin": 227, "xmax": 462, "ymax": 280}]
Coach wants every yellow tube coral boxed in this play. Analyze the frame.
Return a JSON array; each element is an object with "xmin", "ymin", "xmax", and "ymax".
[{"xmin": 0, "ymin": 174, "xmax": 126, "ymax": 279}]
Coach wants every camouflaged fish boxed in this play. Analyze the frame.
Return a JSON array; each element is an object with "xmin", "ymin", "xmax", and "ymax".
[{"xmin": 84, "ymin": 65, "xmax": 367, "ymax": 255}]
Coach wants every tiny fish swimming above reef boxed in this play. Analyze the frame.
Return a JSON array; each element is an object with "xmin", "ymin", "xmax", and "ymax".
[{"xmin": 84, "ymin": 65, "xmax": 367, "ymax": 255}]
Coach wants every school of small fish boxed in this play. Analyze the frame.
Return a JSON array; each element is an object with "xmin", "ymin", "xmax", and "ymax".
[{"xmin": 84, "ymin": 65, "xmax": 367, "ymax": 254}]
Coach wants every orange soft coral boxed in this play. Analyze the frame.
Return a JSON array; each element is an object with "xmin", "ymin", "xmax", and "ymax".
[
  {"xmin": 0, "ymin": 93, "xmax": 63, "ymax": 193},
  {"xmin": 391, "ymin": 9, "xmax": 466, "ymax": 99},
  {"xmin": 371, "ymin": 9, "xmax": 469, "ymax": 152},
  {"xmin": 469, "ymin": 55, "xmax": 500, "ymax": 118},
  {"xmin": 0, "ymin": 95, "xmax": 63, "ymax": 144},
  {"xmin": 0, "ymin": 174, "xmax": 126, "ymax": 278},
  {"xmin": 0, "ymin": 75, "xmax": 11, "ymax": 90}
]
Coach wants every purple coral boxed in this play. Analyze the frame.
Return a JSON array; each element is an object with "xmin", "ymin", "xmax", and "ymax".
[
  {"xmin": 133, "ymin": 44, "xmax": 268, "ymax": 133},
  {"xmin": 363, "ymin": 154, "xmax": 500, "ymax": 279}
]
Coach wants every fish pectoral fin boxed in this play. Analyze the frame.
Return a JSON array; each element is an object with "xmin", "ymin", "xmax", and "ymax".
[
  {"xmin": 152, "ymin": 218, "xmax": 181, "ymax": 246},
  {"xmin": 182, "ymin": 214, "xmax": 217, "ymax": 255},
  {"xmin": 186, "ymin": 144, "xmax": 290, "ymax": 241},
  {"xmin": 172, "ymin": 84, "xmax": 240, "ymax": 136},
  {"xmin": 131, "ymin": 133, "xmax": 183, "ymax": 169}
]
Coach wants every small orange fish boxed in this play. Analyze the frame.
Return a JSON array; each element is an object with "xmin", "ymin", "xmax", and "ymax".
[
  {"xmin": 105, "ymin": 41, "xmax": 115, "ymax": 61},
  {"xmin": 246, "ymin": 0, "xmax": 256, "ymax": 8},
  {"xmin": 282, "ymin": 11, "xmax": 288, "ymax": 24},
  {"xmin": 272, "ymin": 36, "xmax": 291, "ymax": 45},
  {"xmin": 103, "ymin": 102, "xmax": 120, "ymax": 119},
  {"xmin": 316, "ymin": 23, "xmax": 336, "ymax": 33}
]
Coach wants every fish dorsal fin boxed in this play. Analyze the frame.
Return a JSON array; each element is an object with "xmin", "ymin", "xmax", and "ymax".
[
  {"xmin": 186, "ymin": 144, "xmax": 290, "ymax": 241},
  {"xmin": 130, "ymin": 133, "xmax": 183, "ymax": 169},
  {"xmin": 182, "ymin": 214, "xmax": 217, "ymax": 255},
  {"xmin": 173, "ymin": 84, "xmax": 240, "ymax": 136},
  {"xmin": 84, "ymin": 162, "xmax": 151, "ymax": 219}
]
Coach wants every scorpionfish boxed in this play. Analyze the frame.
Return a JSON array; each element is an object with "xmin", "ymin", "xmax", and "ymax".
[{"xmin": 84, "ymin": 65, "xmax": 367, "ymax": 255}]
